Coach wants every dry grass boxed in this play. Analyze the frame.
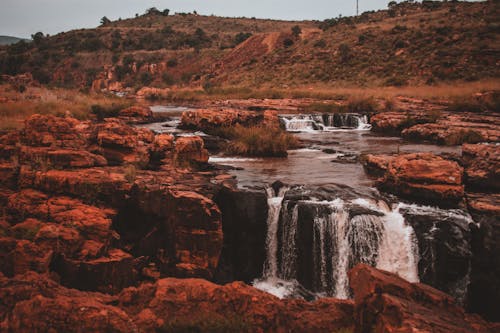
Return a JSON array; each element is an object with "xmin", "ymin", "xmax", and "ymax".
[
  {"xmin": 162, "ymin": 79, "xmax": 500, "ymax": 102},
  {"xmin": 0, "ymin": 85, "xmax": 131, "ymax": 131},
  {"xmin": 213, "ymin": 124, "xmax": 298, "ymax": 157}
]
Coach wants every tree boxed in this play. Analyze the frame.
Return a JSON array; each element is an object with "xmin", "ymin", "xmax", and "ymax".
[
  {"xmin": 339, "ymin": 43, "xmax": 352, "ymax": 63},
  {"xmin": 388, "ymin": 1, "xmax": 398, "ymax": 8},
  {"xmin": 100, "ymin": 16, "xmax": 111, "ymax": 26},
  {"xmin": 146, "ymin": 7, "xmax": 161, "ymax": 15},
  {"xmin": 162, "ymin": 9, "xmax": 170, "ymax": 16},
  {"xmin": 31, "ymin": 32, "xmax": 45, "ymax": 45},
  {"xmin": 291, "ymin": 25, "xmax": 302, "ymax": 38}
]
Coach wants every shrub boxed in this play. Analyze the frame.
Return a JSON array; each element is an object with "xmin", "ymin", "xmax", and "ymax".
[
  {"xmin": 291, "ymin": 25, "xmax": 302, "ymax": 38},
  {"xmin": 123, "ymin": 164, "xmax": 137, "ymax": 183},
  {"xmin": 234, "ymin": 32, "xmax": 252, "ymax": 45},
  {"xmin": 339, "ymin": 43, "xmax": 351, "ymax": 63},
  {"xmin": 139, "ymin": 72, "xmax": 153, "ymax": 86},
  {"xmin": 346, "ymin": 96, "xmax": 379, "ymax": 113},
  {"xmin": 313, "ymin": 39, "xmax": 327, "ymax": 48},
  {"xmin": 167, "ymin": 58, "xmax": 178, "ymax": 67},
  {"xmin": 212, "ymin": 125, "xmax": 298, "ymax": 157},
  {"xmin": 384, "ymin": 76, "xmax": 408, "ymax": 87},
  {"xmin": 91, "ymin": 104, "xmax": 123, "ymax": 121},
  {"xmin": 283, "ymin": 38, "xmax": 294, "ymax": 48}
]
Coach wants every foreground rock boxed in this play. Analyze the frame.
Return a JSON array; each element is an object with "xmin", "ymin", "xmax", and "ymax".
[
  {"xmin": 349, "ymin": 264, "xmax": 499, "ymax": 333},
  {"xmin": 367, "ymin": 153, "xmax": 464, "ymax": 207},
  {"xmin": 0, "ymin": 271, "xmax": 355, "ymax": 333}
]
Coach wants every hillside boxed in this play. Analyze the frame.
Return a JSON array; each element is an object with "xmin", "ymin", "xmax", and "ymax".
[{"xmin": 0, "ymin": 1, "xmax": 498, "ymax": 91}]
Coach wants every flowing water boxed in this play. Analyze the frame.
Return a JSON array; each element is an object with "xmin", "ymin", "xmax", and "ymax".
[{"xmin": 143, "ymin": 108, "xmax": 467, "ymax": 301}]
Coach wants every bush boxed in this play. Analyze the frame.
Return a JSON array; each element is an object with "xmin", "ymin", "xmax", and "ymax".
[
  {"xmin": 283, "ymin": 38, "xmax": 294, "ymax": 48},
  {"xmin": 339, "ymin": 43, "xmax": 352, "ymax": 63},
  {"xmin": 139, "ymin": 72, "xmax": 153, "ymax": 86},
  {"xmin": 346, "ymin": 96, "xmax": 379, "ymax": 113},
  {"xmin": 234, "ymin": 32, "xmax": 252, "ymax": 45},
  {"xmin": 212, "ymin": 125, "xmax": 298, "ymax": 157},
  {"xmin": 313, "ymin": 39, "xmax": 327, "ymax": 48},
  {"xmin": 91, "ymin": 104, "xmax": 123, "ymax": 121},
  {"xmin": 291, "ymin": 25, "xmax": 302, "ymax": 38}
]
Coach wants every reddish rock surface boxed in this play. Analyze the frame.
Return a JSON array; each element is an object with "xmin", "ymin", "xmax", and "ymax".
[
  {"xmin": 118, "ymin": 105, "xmax": 153, "ymax": 123},
  {"xmin": 349, "ymin": 264, "xmax": 500, "ymax": 333},
  {"xmin": 376, "ymin": 153, "xmax": 464, "ymax": 207},
  {"xmin": 462, "ymin": 143, "xmax": 500, "ymax": 191},
  {"xmin": 180, "ymin": 108, "xmax": 279, "ymax": 132},
  {"xmin": 174, "ymin": 136, "xmax": 209, "ymax": 167}
]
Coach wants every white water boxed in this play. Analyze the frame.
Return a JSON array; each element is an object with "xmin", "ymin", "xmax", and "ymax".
[
  {"xmin": 280, "ymin": 114, "xmax": 372, "ymax": 132},
  {"xmin": 254, "ymin": 196, "xmax": 420, "ymax": 299},
  {"xmin": 262, "ymin": 186, "xmax": 289, "ymax": 278}
]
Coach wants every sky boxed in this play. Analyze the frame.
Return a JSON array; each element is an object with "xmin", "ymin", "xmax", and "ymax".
[{"xmin": 1, "ymin": 0, "xmax": 395, "ymax": 39}]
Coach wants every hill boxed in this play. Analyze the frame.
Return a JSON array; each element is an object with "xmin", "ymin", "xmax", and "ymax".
[
  {"xmin": 0, "ymin": 1, "xmax": 498, "ymax": 92},
  {"xmin": 0, "ymin": 35, "xmax": 28, "ymax": 46}
]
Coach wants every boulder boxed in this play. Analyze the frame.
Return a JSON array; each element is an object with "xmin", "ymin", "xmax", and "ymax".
[
  {"xmin": 174, "ymin": 136, "xmax": 209, "ymax": 167},
  {"xmin": 462, "ymin": 143, "xmax": 500, "ymax": 192},
  {"xmin": 378, "ymin": 153, "xmax": 464, "ymax": 207},
  {"xmin": 19, "ymin": 146, "xmax": 107, "ymax": 169},
  {"xmin": 0, "ymin": 272, "xmax": 137, "ymax": 333},
  {"xmin": 53, "ymin": 248, "xmax": 137, "ymax": 294},
  {"xmin": 118, "ymin": 105, "xmax": 153, "ymax": 124},
  {"xmin": 349, "ymin": 264, "xmax": 499, "ymax": 333},
  {"xmin": 21, "ymin": 114, "xmax": 89, "ymax": 148},
  {"xmin": 0, "ymin": 238, "xmax": 52, "ymax": 277},
  {"xmin": 118, "ymin": 277, "xmax": 354, "ymax": 333},
  {"xmin": 362, "ymin": 154, "xmax": 394, "ymax": 177}
]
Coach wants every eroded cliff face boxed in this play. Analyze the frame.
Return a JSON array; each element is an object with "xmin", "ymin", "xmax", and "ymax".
[{"xmin": 0, "ymin": 114, "xmax": 231, "ymax": 291}]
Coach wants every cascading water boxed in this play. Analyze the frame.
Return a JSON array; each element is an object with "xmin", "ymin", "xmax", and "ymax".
[
  {"xmin": 254, "ymin": 194, "xmax": 420, "ymax": 299},
  {"xmin": 280, "ymin": 113, "xmax": 372, "ymax": 132},
  {"xmin": 263, "ymin": 186, "xmax": 289, "ymax": 278}
]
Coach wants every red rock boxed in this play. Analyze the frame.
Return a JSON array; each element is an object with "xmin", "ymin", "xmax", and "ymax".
[
  {"xmin": 180, "ymin": 108, "xmax": 277, "ymax": 132},
  {"xmin": 462, "ymin": 143, "xmax": 500, "ymax": 191},
  {"xmin": 21, "ymin": 114, "xmax": 89, "ymax": 148},
  {"xmin": 170, "ymin": 191, "xmax": 222, "ymax": 277},
  {"xmin": 118, "ymin": 105, "xmax": 153, "ymax": 123},
  {"xmin": 362, "ymin": 154, "xmax": 395, "ymax": 177},
  {"xmin": 0, "ymin": 272, "xmax": 137, "ymax": 332},
  {"xmin": 19, "ymin": 146, "xmax": 107, "ymax": 169},
  {"xmin": 0, "ymin": 238, "xmax": 52, "ymax": 277},
  {"xmin": 54, "ymin": 248, "xmax": 137, "ymax": 293},
  {"xmin": 378, "ymin": 153, "xmax": 464, "ymax": 207},
  {"xmin": 118, "ymin": 277, "xmax": 354, "ymax": 333},
  {"xmin": 349, "ymin": 264, "xmax": 499, "ymax": 333},
  {"xmin": 10, "ymin": 218, "xmax": 43, "ymax": 240},
  {"xmin": 174, "ymin": 136, "xmax": 209, "ymax": 167},
  {"xmin": 7, "ymin": 190, "xmax": 115, "ymax": 243},
  {"xmin": 19, "ymin": 167, "xmax": 130, "ymax": 205},
  {"xmin": 0, "ymin": 162, "xmax": 18, "ymax": 189},
  {"xmin": 466, "ymin": 192, "xmax": 500, "ymax": 216}
]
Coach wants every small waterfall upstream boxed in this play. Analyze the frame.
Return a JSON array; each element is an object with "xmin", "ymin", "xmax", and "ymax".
[
  {"xmin": 280, "ymin": 114, "xmax": 372, "ymax": 132},
  {"xmin": 254, "ymin": 189, "xmax": 420, "ymax": 299}
]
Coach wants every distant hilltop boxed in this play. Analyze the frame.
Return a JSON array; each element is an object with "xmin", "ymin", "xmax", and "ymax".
[{"xmin": 0, "ymin": 35, "xmax": 30, "ymax": 46}]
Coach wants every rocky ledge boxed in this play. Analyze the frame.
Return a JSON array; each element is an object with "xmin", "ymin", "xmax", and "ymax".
[{"xmin": 363, "ymin": 143, "xmax": 500, "ymax": 322}]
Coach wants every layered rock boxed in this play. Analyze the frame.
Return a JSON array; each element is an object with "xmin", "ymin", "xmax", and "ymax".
[
  {"xmin": 462, "ymin": 143, "xmax": 499, "ymax": 192},
  {"xmin": 0, "ymin": 114, "xmax": 227, "ymax": 294},
  {"xmin": 118, "ymin": 105, "xmax": 153, "ymax": 124},
  {"xmin": 349, "ymin": 264, "xmax": 499, "ymax": 333},
  {"xmin": 376, "ymin": 153, "xmax": 464, "ymax": 207},
  {"xmin": 180, "ymin": 108, "xmax": 279, "ymax": 132}
]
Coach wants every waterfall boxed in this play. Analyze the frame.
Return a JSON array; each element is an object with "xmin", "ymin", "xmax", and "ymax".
[
  {"xmin": 263, "ymin": 186, "xmax": 288, "ymax": 278},
  {"xmin": 280, "ymin": 113, "xmax": 372, "ymax": 132},
  {"xmin": 254, "ymin": 194, "xmax": 420, "ymax": 299}
]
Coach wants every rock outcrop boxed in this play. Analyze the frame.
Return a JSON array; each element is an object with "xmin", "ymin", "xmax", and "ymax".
[
  {"xmin": 0, "ymin": 114, "xmax": 226, "ymax": 293},
  {"xmin": 349, "ymin": 264, "xmax": 499, "ymax": 333},
  {"xmin": 180, "ymin": 108, "xmax": 279, "ymax": 132},
  {"xmin": 375, "ymin": 153, "xmax": 464, "ymax": 207}
]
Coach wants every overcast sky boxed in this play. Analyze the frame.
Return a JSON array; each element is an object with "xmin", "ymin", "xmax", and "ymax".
[{"xmin": 1, "ymin": 0, "xmax": 399, "ymax": 38}]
